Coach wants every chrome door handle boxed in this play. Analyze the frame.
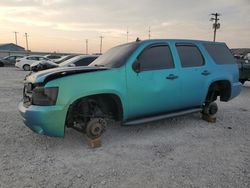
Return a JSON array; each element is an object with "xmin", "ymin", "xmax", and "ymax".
[
  {"xmin": 166, "ymin": 74, "xmax": 178, "ymax": 80},
  {"xmin": 201, "ymin": 70, "xmax": 210, "ymax": 76}
]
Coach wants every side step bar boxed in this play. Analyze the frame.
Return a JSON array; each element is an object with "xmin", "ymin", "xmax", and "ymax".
[{"xmin": 123, "ymin": 108, "xmax": 202, "ymax": 126}]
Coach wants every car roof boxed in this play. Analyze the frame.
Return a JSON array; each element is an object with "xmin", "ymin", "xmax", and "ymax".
[
  {"xmin": 77, "ymin": 55, "xmax": 99, "ymax": 58},
  {"xmin": 25, "ymin": 55, "xmax": 47, "ymax": 58},
  {"xmin": 129, "ymin": 39, "xmax": 225, "ymax": 46}
]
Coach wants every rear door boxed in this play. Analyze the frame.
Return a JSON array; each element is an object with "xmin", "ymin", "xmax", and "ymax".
[
  {"xmin": 126, "ymin": 43, "xmax": 182, "ymax": 119},
  {"xmin": 175, "ymin": 43, "xmax": 209, "ymax": 108}
]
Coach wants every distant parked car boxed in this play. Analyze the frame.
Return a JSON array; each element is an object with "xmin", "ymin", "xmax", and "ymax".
[
  {"xmin": 30, "ymin": 55, "xmax": 99, "ymax": 72},
  {"xmin": 15, "ymin": 55, "xmax": 52, "ymax": 71},
  {"xmin": 0, "ymin": 55, "xmax": 25, "ymax": 67},
  {"xmin": 236, "ymin": 54, "xmax": 250, "ymax": 84},
  {"xmin": 44, "ymin": 54, "xmax": 63, "ymax": 61},
  {"xmin": 53, "ymin": 55, "xmax": 76, "ymax": 64}
]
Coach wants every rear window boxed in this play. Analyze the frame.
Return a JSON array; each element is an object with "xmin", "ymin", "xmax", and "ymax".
[{"xmin": 204, "ymin": 43, "xmax": 236, "ymax": 64}]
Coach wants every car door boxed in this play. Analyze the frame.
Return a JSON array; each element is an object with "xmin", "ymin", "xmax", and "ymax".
[
  {"xmin": 126, "ymin": 43, "xmax": 182, "ymax": 120},
  {"xmin": 175, "ymin": 43, "xmax": 209, "ymax": 108},
  {"xmin": 26, "ymin": 57, "xmax": 37, "ymax": 64}
]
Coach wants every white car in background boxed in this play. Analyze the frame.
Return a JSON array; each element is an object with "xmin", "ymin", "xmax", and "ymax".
[
  {"xmin": 15, "ymin": 55, "xmax": 52, "ymax": 71},
  {"xmin": 44, "ymin": 54, "xmax": 63, "ymax": 62}
]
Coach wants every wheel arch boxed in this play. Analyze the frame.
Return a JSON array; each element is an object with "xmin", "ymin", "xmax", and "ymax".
[
  {"xmin": 66, "ymin": 93, "xmax": 124, "ymax": 123},
  {"xmin": 206, "ymin": 80, "xmax": 231, "ymax": 102}
]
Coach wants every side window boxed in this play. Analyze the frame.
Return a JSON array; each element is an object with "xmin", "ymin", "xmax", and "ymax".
[
  {"xmin": 7, "ymin": 56, "xmax": 15, "ymax": 60},
  {"xmin": 75, "ymin": 57, "xmax": 98, "ymax": 66},
  {"xmin": 204, "ymin": 43, "xmax": 236, "ymax": 64},
  {"xmin": 39, "ymin": 57, "xmax": 46, "ymax": 61},
  {"xmin": 138, "ymin": 45, "xmax": 174, "ymax": 71},
  {"xmin": 176, "ymin": 44, "xmax": 204, "ymax": 67},
  {"xmin": 27, "ymin": 57, "xmax": 36, "ymax": 60}
]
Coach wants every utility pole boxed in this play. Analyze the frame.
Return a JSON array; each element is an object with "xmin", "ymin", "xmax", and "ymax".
[
  {"xmin": 13, "ymin": 31, "xmax": 18, "ymax": 45},
  {"xmin": 85, "ymin": 39, "xmax": 88, "ymax": 54},
  {"xmin": 210, "ymin": 13, "xmax": 221, "ymax": 42},
  {"xmin": 148, "ymin": 26, "xmax": 151, "ymax": 40},
  {"xmin": 126, "ymin": 27, "xmax": 129, "ymax": 43},
  {"xmin": 100, "ymin": 36, "xmax": 104, "ymax": 54},
  {"xmin": 24, "ymin": 32, "xmax": 29, "ymax": 51}
]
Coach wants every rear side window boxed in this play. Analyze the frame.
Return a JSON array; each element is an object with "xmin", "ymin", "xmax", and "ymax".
[
  {"xmin": 74, "ymin": 57, "xmax": 97, "ymax": 66},
  {"xmin": 139, "ymin": 45, "xmax": 174, "ymax": 71},
  {"xmin": 27, "ymin": 57, "xmax": 38, "ymax": 60},
  {"xmin": 176, "ymin": 44, "xmax": 204, "ymax": 67},
  {"xmin": 204, "ymin": 43, "xmax": 236, "ymax": 64}
]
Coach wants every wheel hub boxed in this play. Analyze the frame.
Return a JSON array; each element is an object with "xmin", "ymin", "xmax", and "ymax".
[{"xmin": 86, "ymin": 118, "xmax": 107, "ymax": 139}]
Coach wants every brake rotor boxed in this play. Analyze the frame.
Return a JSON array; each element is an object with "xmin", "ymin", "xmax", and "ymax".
[{"xmin": 86, "ymin": 118, "xmax": 107, "ymax": 139}]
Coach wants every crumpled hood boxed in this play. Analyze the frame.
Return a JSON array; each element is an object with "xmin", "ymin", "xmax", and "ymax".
[{"xmin": 25, "ymin": 66, "xmax": 110, "ymax": 85}]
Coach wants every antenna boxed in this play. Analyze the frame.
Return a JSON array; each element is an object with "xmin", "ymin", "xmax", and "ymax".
[
  {"xmin": 126, "ymin": 27, "xmax": 129, "ymax": 43},
  {"xmin": 148, "ymin": 26, "xmax": 151, "ymax": 40},
  {"xmin": 85, "ymin": 39, "xmax": 88, "ymax": 54}
]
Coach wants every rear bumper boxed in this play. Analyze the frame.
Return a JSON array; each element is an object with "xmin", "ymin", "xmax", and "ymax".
[
  {"xmin": 230, "ymin": 82, "xmax": 242, "ymax": 100},
  {"xmin": 18, "ymin": 102, "xmax": 67, "ymax": 137}
]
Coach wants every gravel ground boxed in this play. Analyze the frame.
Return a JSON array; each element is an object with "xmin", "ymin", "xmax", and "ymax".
[{"xmin": 0, "ymin": 67, "xmax": 249, "ymax": 188}]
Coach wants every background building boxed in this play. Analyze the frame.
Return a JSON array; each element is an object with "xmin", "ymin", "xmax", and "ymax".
[{"xmin": 0, "ymin": 43, "xmax": 25, "ymax": 52}]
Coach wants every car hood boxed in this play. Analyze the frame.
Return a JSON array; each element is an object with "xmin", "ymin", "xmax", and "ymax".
[{"xmin": 25, "ymin": 66, "xmax": 110, "ymax": 85}]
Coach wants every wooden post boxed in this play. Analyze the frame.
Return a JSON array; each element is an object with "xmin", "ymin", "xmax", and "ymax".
[
  {"xmin": 202, "ymin": 114, "xmax": 216, "ymax": 123},
  {"xmin": 85, "ymin": 136, "xmax": 102, "ymax": 148}
]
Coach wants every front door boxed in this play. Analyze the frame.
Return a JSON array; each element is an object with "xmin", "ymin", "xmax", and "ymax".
[{"xmin": 126, "ymin": 43, "xmax": 182, "ymax": 120}]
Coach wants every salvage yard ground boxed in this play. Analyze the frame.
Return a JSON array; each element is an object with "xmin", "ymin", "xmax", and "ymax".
[{"xmin": 0, "ymin": 67, "xmax": 249, "ymax": 188}]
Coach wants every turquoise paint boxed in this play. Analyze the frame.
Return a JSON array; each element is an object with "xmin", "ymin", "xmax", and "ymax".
[{"xmin": 19, "ymin": 39, "xmax": 241, "ymax": 137}]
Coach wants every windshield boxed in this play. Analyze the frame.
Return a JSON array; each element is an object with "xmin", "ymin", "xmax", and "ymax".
[
  {"xmin": 59, "ymin": 56, "xmax": 81, "ymax": 66},
  {"xmin": 89, "ymin": 42, "xmax": 140, "ymax": 68}
]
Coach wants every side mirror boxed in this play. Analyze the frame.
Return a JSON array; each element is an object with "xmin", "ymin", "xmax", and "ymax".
[{"xmin": 132, "ymin": 59, "xmax": 141, "ymax": 73}]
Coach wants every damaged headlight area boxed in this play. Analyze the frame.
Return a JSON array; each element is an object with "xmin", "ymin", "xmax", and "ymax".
[{"xmin": 32, "ymin": 86, "xmax": 59, "ymax": 106}]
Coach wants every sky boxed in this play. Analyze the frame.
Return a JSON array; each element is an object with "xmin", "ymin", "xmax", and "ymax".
[{"xmin": 0, "ymin": 0, "xmax": 249, "ymax": 53}]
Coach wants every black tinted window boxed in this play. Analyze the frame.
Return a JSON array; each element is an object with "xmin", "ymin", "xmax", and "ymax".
[
  {"xmin": 176, "ymin": 45, "xmax": 204, "ymax": 67},
  {"xmin": 47, "ymin": 55, "xmax": 61, "ymax": 59},
  {"xmin": 204, "ymin": 43, "xmax": 236, "ymax": 64},
  {"xmin": 74, "ymin": 58, "xmax": 96, "ymax": 66},
  {"xmin": 27, "ymin": 57, "xmax": 38, "ymax": 60},
  {"xmin": 89, "ymin": 42, "xmax": 139, "ymax": 68},
  {"xmin": 7, "ymin": 56, "xmax": 15, "ymax": 60},
  {"xmin": 139, "ymin": 45, "xmax": 174, "ymax": 71}
]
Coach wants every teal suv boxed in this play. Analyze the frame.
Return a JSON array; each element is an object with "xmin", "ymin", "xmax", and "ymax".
[{"xmin": 19, "ymin": 39, "xmax": 241, "ymax": 139}]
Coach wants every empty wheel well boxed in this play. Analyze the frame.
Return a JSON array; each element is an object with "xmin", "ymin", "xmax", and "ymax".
[
  {"xmin": 206, "ymin": 80, "xmax": 231, "ymax": 103},
  {"xmin": 66, "ymin": 94, "xmax": 123, "ymax": 127}
]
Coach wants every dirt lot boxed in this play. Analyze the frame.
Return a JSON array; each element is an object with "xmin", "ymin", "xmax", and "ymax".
[{"xmin": 0, "ymin": 67, "xmax": 249, "ymax": 188}]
